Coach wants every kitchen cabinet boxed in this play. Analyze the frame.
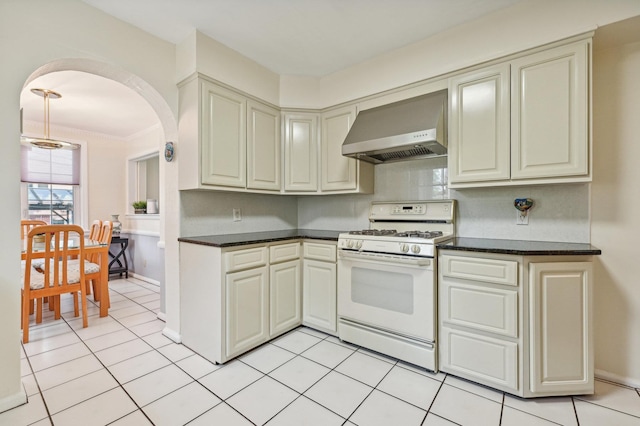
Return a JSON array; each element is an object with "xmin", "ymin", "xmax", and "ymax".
[
  {"xmin": 302, "ymin": 241, "xmax": 337, "ymax": 335},
  {"xmin": 448, "ymin": 64, "xmax": 510, "ymax": 183},
  {"xmin": 226, "ymin": 266, "xmax": 269, "ymax": 358},
  {"xmin": 178, "ymin": 76, "xmax": 280, "ymax": 192},
  {"xmin": 180, "ymin": 240, "xmax": 301, "ymax": 364},
  {"xmin": 529, "ymin": 262, "xmax": 592, "ymax": 394},
  {"xmin": 438, "ymin": 251, "xmax": 594, "ymax": 397},
  {"xmin": 448, "ymin": 38, "xmax": 591, "ymax": 187},
  {"xmin": 283, "ymin": 112, "xmax": 319, "ymax": 192},
  {"xmin": 321, "ymin": 106, "xmax": 374, "ymax": 193},
  {"xmin": 269, "ymin": 243, "xmax": 302, "ymax": 337},
  {"xmin": 247, "ymin": 100, "xmax": 281, "ymax": 190}
]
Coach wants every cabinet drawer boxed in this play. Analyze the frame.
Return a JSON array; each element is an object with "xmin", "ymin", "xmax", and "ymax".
[
  {"xmin": 270, "ymin": 242, "xmax": 300, "ymax": 264},
  {"xmin": 441, "ymin": 255, "xmax": 518, "ymax": 286},
  {"xmin": 303, "ymin": 242, "xmax": 336, "ymax": 262},
  {"xmin": 441, "ymin": 326, "xmax": 518, "ymax": 391},
  {"xmin": 225, "ymin": 247, "xmax": 268, "ymax": 272},
  {"xmin": 441, "ymin": 278, "xmax": 518, "ymax": 337}
]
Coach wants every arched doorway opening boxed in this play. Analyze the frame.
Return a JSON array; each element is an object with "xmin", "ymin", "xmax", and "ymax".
[{"xmin": 20, "ymin": 58, "xmax": 180, "ymax": 339}]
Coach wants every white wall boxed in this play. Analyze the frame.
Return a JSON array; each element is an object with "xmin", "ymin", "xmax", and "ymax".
[
  {"xmin": 591, "ymin": 16, "xmax": 640, "ymax": 386},
  {"xmin": 281, "ymin": 0, "xmax": 640, "ymax": 109},
  {"xmin": 0, "ymin": 0, "xmax": 178, "ymax": 411},
  {"xmin": 180, "ymin": 191, "xmax": 298, "ymax": 237},
  {"xmin": 298, "ymin": 158, "xmax": 591, "ymax": 244}
]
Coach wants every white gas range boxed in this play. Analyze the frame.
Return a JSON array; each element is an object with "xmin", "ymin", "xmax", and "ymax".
[{"xmin": 337, "ymin": 200, "xmax": 456, "ymax": 372}]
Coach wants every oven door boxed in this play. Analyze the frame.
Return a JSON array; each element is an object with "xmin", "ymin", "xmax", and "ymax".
[{"xmin": 337, "ymin": 249, "xmax": 435, "ymax": 342}]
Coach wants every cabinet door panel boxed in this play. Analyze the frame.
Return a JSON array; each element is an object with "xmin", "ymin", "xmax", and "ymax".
[
  {"xmin": 284, "ymin": 113, "xmax": 319, "ymax": 191},
  {"xmin": 247, "ymin": 100, "xmax": 280, "ymax": 190},
  {"xmin": 201, "ymin": 82, "xmax": 246, "ymax": 187},
  {"xmin": 511, "ymin": 42, "xmax": 588, "ymax": 179},
  {"xmin": 449, "ymin": 64, "xmax": 510, "ymax": 183},
  {"xmin": 442, "ymin": 279, "xmax": 518, "ymax": 338},
  {"xmin": 441, "ymin": 326, "xmax": 518, "ymax": 391},
  {"xmin": 226, "ymin": 267, "xmax": 269, "ymax": 358},
  {"xmin": 270, "ymin": 260, "xmax": 301, "ymax": 336},
  {"xmin": 321, "ymin": 106, "xmax": 357, "ymax": 191},
  {"xmin": 302, "ymin": 259, "xmax": 337, "ymax": 333},
  {"xmin": 529, "ymin": 262, "xmax": 592, "ymax": 394}
]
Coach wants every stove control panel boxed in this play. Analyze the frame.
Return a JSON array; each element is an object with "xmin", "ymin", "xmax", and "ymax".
[
  {"xmin": 392, "ymin": 204, "xmax": 425, "ymax": 215},
  {"xmin": 369, "ymin": 200, "xmax": 455, "ymax": 222}
]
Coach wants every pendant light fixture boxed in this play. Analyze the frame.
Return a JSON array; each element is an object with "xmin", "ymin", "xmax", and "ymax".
[{"xmin": 21, "ymin": 88, "xmax": 79, "ymax": 150}]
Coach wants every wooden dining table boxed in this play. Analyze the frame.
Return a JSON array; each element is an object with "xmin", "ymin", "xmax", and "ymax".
[{"xmin": 22, "ymin": 238, "xmax": 111, "ymax": 317}]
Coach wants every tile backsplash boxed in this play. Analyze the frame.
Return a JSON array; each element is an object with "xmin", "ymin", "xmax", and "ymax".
[{"xmin": 181, "ymin": 157, "xmax": 591, "ymax": 243}]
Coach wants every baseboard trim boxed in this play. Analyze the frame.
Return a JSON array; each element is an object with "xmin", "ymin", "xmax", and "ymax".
[
  {"xmin": 0, "ymin": 389, "xmax": 27, "ymax": 414},
  {"xmin": 162, "ymin": 326, "xmax": 181, "ymax": 344},
  {"xmin": 595, "ymin": 369, "xmax": 640, "ymax": 388},
  {"xmin": 129, "ymin": 273, "xmax": 160, "ymax": 286}
]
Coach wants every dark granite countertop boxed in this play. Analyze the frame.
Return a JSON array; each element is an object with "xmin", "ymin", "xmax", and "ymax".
[
  {"xmin": 178, "ymin": 229, "xmax": 344, "ymax": 248},
  {"xmin": 437, "ymin": 237, "xmax": 601, "ymax": 256}
]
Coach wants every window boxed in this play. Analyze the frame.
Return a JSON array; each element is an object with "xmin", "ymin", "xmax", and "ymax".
[
  {"xmin": 21, "ymin": 145, "xmax": 81, "ymax": 224},
  {"xmin": 25, "ymin": 183, "xmax": 76, "ymax": 224}
]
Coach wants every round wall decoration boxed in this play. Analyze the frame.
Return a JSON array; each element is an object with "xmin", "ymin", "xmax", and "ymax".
[{"xmin": 164, "ymin": 141, "xmax": 174, "ymax": 162}]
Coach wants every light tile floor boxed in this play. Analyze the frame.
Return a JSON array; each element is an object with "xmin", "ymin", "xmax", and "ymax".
[{"xmin": 4, "ymin": 277, "xmax": 640, "ymax": 425}]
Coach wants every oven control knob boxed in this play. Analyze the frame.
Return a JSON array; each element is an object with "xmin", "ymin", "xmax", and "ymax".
[
  {"xmin": 400, "ymin": 243, "xmax": 409, "ymax": 253},
  {"xmin": 355, "ymin": 240, "xmax": 363, "ymax": 249},
  {"xmin": 411, "ymin": 245, "xmax": 421, "ymax": 254},
  {"xmin": 347, "ymin": 239, "xmax": 354, "ymax": 249}
]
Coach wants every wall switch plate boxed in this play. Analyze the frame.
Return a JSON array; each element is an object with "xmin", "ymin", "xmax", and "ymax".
[
  {"xmin": 517, "ymin": 211, "xmax": 529, "ymax": 225},
  {"xmin": 233, "ymin": 208, "xmax": 242, "ymax": 222}
]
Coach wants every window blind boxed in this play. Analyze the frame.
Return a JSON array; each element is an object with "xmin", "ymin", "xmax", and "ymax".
[{"xmin": 21, "ymin": 145, "xmax": 80, "ymax": 185}]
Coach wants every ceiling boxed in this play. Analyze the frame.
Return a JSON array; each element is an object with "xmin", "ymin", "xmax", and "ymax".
[{"xmin": 22, "ymin": 0, "xmax": 524, "ymax": 139}]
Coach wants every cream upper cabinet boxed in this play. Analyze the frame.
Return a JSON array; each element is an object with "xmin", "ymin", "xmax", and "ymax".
[
  {"xmin": 449, "ymin": 64, "xmax": 511, "ymax": 183},
  {"xmin": 283, "ymin": 112, "xmax": 319, "ymax": 192},
  {"xmin": 511, "ymin": 42, "xmax": 589, "ymax": 180},
  {"xmin": 178, "ymin": 77, "xmax": 281, "ymax": 192},
  {"xmin": 529, "ymin": 262, "xmax": 593, "ymax": 395},
  {"xmin": 247, "ymin": 100, "xmax": 281, "ymax": 191},
  {"xmin": 321, "ymin": 105, "xmax": 358, "ymax": 191},
  {"xmin": 201, "ymin": 81, "xmax": 247, "ymax": 188},
  {"xmin": 448, "ymin": 38, "xmax": 591, "ymax": 188}
]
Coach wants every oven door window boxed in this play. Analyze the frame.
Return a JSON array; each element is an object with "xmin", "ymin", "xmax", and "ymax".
[{"xmin": 351, "ymin": 267, "xmax": 413, "ymax": 314}]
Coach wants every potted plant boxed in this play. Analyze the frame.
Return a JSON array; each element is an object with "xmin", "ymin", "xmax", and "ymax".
[{"xmin": 132, "ymin": 200, "xmax": 147, "ymax": 214}]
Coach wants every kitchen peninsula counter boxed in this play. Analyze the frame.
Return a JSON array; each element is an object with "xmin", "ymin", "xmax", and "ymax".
[
  {"xmin": 178, "ymin": 229, "xmax": 343, "ymax": 248},
  {"xmin": 438, "ymin": 237, "xmax": 601, "ymax": 256}
]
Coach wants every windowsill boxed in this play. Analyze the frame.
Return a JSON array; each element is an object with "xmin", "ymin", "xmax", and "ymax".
[{"xmin": 126, "ymin": 213, "xmax": 160, "ymax": 220}]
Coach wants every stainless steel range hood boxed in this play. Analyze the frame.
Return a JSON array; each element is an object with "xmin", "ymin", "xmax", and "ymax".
[{"xmin": 342, "ymin": 90, "xmax": 447, "ymax": 164}]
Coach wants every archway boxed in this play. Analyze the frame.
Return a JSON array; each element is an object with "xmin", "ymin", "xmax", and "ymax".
[{"xmin": 21, "ymin": 58, "xmax": 181, "ymax": 341}]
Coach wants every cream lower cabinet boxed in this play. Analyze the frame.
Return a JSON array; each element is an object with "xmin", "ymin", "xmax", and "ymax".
[
  {"xmin": 529, "ymin": 262, "xmax": 593, "ymax": 394},
  {"xmin": 302, "ymin": 241, "xmax": 337, "ymax": 335},
  {"xmin": 180, "ymin": 241, "xmax": 301, "ymax": 364},
  {"xmin": 448, "ymin": 37, "xmax": 591, "ymax": 188},
  {"xmin": 439, "ymin": 252, "xmax": 594, "ymax": 397},
  {"xmin": 226, "ymin": 266, "xmax": 269, "ymax": 359},
  {"xmin": 269, "ymin": 243, "xmax": 302, "ymax": 337}
]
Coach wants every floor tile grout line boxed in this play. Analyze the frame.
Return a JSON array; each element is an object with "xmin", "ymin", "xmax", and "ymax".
[
  {"xmin": 574, "ymin": 398, "xmax": 640, "ymax": 420},
  {"xmin": 498, "ymin": 392, "xmax": 504, "ymax": 425},
  {"xmin": 18, "ymin": 346, "xmax": 53, "ymax": 425},
  {"xmin": 32, "ymin": 278, "xmax": 161, "ymax": 424},
  {"xmin": 502, "ymin": 404, "xmax": 566, "ymax": 426}
]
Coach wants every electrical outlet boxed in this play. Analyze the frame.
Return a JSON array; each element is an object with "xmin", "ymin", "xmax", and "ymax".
[
  {"xmin": 233, "ymin": 208, "xmax": 242, "ymax": 222},
  {"xmin": 516, "ymin": 211, "xmax": 529, "ymax": 225}
]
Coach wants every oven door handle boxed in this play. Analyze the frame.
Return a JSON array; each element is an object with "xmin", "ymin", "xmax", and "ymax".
[{"xmin": 338, "ymin": 249, "xmax": 432, "ymax": 266}]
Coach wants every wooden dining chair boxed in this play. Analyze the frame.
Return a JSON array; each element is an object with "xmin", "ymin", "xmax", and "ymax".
[
  {"xmin": 69, "ymin": 221, "xmax": 113, "ymax": 310},
  {"xmin": 20, "ymin": 219, "xmax": 46, "ymax": 240},
  {"xmin": 22, "ymin": 224, "xmax": 89, "ymax": 343},
  {"xmin": 20, "ymin": 220, "xmax": 47, "ymax": 315},
  {"xmin": 88, "ymin": 219, "xmax": 102, "ymax": 240}
]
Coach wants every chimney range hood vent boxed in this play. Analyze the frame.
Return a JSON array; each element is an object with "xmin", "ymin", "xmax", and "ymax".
[{"xmin": 342, "ymin": 90, "xmax": 447, "ymax": 164}]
